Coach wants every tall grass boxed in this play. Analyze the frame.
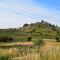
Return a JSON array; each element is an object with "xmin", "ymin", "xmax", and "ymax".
[
  {"xmin": 0, "ymin": 46, "xmax": 60, "ymax": 60},
  {"xmin": 0, "ymin": 48, "xmax": 20, "ymax": 57},
  {"xmin": 11, "ymin": 46, "xmax": 60, "ymax": 60}
]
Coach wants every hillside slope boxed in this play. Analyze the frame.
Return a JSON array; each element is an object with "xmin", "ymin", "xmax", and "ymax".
[
  {"xmin": 18, "ymin": 20, "xmax": 60, "ymax": 39},
  {"xmin": 0, "ymin": 20, "xmax": 60, "ymax": 41}
]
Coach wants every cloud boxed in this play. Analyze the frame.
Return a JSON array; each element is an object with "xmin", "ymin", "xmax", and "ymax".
[{"xmin": 0, "ymin": 0, "xmax": 60, "ymax": 28}]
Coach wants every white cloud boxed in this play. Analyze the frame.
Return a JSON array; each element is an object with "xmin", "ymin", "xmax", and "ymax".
[{"xmin": 0, "ymin": 0, "xmax": 60, "ymax": 28}]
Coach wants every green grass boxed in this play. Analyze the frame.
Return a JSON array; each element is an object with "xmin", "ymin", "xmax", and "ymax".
[
  {"xmin": 14, "ymin": 36, "xmax": 28, "ymax": 42},
  {"xmin": 0, "ymin": 56, "xmax": 9, "ymax": 60}
]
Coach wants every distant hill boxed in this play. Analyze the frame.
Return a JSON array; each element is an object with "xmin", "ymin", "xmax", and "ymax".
[
  {"xmin": 19, "ymin": 20, "xmax": 60, "ymax": 39},
  {"xmin": 0, "ymin": 20, "xmax": 60, "ymax": 39}
]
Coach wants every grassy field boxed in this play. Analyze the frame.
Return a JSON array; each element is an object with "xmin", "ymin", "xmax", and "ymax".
[
  {"xmin": 0, "ymin": 19, "xmax": 60, "ymax": 60},
  {"xmin": 10, "ymin": 41, "xmax": 60, "ymax": 60},
  {"xmin": 0, "ymin": 40, "xmax": 60, "ymax": 60},
  {"xmin": 11, "ymin": 46, "xmax": 60, "ymax": 60}
]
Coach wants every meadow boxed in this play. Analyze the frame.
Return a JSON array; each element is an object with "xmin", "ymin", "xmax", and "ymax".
[
  {"xmin": 0, "ymin": 41, "xmax": 60, "ymax": 60},
  {"xmin": 0, "ymin": 21, "xmax": 60, "ymax": 60}
]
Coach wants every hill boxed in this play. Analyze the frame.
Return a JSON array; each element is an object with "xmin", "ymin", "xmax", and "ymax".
[
  {"xmin": 0, "ymin": 20, "xmax": 60, "ymax": 42},
  {"xmin": 18, "ymin": 20, "xmax": 60, "ymax": 39}
]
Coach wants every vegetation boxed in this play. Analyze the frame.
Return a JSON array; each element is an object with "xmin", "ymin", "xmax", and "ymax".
[
  {"xmin": 27, "ymin": 36, "xmax": 32, "ymax": 41},
  {"xmin": 0, "ymin": 20, "xmax": 60, "ymax": 60},
  {"xmin": 0, "ymin": 36, "xmax": 13, "ymax": 42},
  {"xmin": 18, "ymin": 20, "xmax": 60, "ymax": 39},
  {"xmin": 23, "ymin": 23, "xmax": 28, "ymax": 27},
  {"xmin": 33, "ymin": 38, "xmax": 44, "ymax": 48},
  {"xmin": 0, "ymin": 20, "xmax": 60, "ymax": 42},
  {"xmin": 0, "ymin": 45, "xmax": 60, "ymax": 60},
  {"xmin": 55, "ymin": 36, "xmax": 60, "ymax": 42},
  {"xmin": 0, "ymin": 56, "xmax": 9, "ymax": 60}
]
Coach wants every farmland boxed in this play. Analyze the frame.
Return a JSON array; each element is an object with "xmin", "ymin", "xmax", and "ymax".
[
  {"xmin": 0, "ymin": 40, "xmax": 60, "ymax": 60},
  {"xmin": 0, "ymin": 21, "xmax": 60, "ymax": 60}
]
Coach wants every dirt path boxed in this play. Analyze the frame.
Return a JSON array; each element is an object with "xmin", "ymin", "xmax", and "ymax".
[{"xmin": 0, "ymin": 42, "xmax": 34, "ymax": 47}]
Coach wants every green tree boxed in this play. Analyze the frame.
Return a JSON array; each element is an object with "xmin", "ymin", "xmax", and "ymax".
[
  {"xmin": 27, "ymin": 36, "xmax": 32, "ymax": 41},
  {"xmin": 0, "ymin": 36, "xmax": 13, "ymax": 42},
  {"xmin": 23, "ymin": 23, "xmax": 28, "ymax": 27},
  {"xmin": 55, "ymin": 36, "xmax": 60, "ymax": 42}
]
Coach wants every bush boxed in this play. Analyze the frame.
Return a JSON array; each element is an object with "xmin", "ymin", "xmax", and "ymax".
[
  {"xmin": 0, "ymin": 36, "xmax": 13, "ymax": 42},
  {"xmin": 0, "ymin": 56, "xmax": 9, "ymax": 60},
  {"xmin": 23, "ymin": 23, "xmax": 28, "ymax": 27},
  {"xmin": 33, "ymin": 38, "xmax": 44, "ymax": 48},
  {"xmin": 55, "ymin": 36, "xmax": 60, "ymax": 42},
  {"xmin": 27, "ymin": 36, "xmax": 32, "ymax": 41}
]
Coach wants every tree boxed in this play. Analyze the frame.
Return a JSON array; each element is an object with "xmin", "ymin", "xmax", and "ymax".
[
  {"xmin": 0, "ymin": 36, "xmax": 13, "ymax": 42},
  {"xmin": 32, "ymin": 29, "xmax": 35, "ymax": 33},
  {"xmin": 55, "ymin": 36, "xmax": 60, "ymax": 42},
  {"xmin": 52, "ymin": 25, "xmax": 56, "ymax": 31},
  {"xmin": 27, "ymin": 36, "xmax": 32, "ymax": 41},
  {"xmin": 41, "ymin": 20, "xmax": 44, "ymax": 23},
  {"xmin": 23, "ymin": 23, "xmax": 28, "ymax": 27}
]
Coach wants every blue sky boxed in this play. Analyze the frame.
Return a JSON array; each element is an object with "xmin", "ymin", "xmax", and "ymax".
[{"xmin": 0, "ymin": 0, "xmax": 60, "ymax": 28}]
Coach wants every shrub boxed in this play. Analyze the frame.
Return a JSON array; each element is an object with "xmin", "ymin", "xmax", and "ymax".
[
  {"xmin": 0, "ymin": 36, "xmax": 13, "ymax": 42},
  {"xmin": 27, "ymin": 36, "xmax": 32, "ymax": 41},
  {"xmin": 33, "ymin": 38, "xmax": 44, "ymax": 48},
  {"xmin": 55, "ymin": 36, "xmax": 60, "ymax": 42},
  {"xmin": 0, "ymin": 56, "xmax": 9, "ymax": 60},
  {"xmin": 23, "ymin": 23, "xmax": 28, "ymax": 27}
]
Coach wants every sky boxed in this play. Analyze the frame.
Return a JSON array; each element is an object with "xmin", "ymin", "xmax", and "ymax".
[{"xmin": 0, "ymin": 0, "xmax": 60, "ymax": 28}]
